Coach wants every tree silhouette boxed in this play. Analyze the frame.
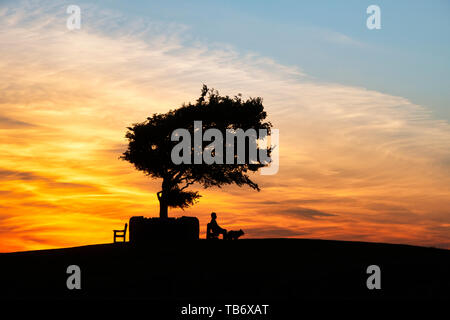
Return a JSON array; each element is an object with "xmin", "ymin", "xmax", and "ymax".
[{"xmin": 121, "ymin": 85, "xmax": 272, "ymax": 218}]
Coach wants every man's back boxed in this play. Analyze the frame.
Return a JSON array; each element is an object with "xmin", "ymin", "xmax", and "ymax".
[{"xmin": 209, "ymin": 217, "xmax": 219, "ymax": 231}]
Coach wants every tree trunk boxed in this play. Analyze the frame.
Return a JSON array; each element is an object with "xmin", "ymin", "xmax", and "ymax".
[
  {"xmin": 159, "ymin": 195, "xmax": 168, "ymax": 219},
  {"xmin": 157, "ymin": 189, "xmax": 169, "ymax": 219}
]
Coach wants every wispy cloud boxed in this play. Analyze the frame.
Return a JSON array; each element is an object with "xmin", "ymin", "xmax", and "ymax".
[
  {"xmin": 280, "ymin": 207, "xmax": 337, "ymax": 220},
  {"xmin": 305, "ymin": 26, "xmax": 368, "ymax": 48},
  {"xmin": 0, "ymin": 116, "xmax": 36, "ymax": 128}
]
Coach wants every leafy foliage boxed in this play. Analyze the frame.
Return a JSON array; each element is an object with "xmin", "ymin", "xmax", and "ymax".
[{"xmin": 121, "ymin": 85, "xmax": 272, "ymax": 216}]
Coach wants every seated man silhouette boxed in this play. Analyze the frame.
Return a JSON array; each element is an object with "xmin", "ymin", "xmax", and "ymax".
[{"xmin": 207, "ymin": 212, "xmax": 227, "ymax": 239}]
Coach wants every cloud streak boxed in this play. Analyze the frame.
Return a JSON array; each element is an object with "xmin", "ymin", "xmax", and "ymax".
[{"xmin": 280, "ymin": 207, "xmax": 337, "ymax": 220}]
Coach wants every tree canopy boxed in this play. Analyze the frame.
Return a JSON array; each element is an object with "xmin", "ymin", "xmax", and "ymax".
[{"xmin": 121, "ymin": 85, "xmax": 272, "ymax": 218}]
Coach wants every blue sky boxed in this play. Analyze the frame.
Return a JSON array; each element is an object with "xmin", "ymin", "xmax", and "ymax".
[{"xmin": 78, "ymin": 0, "xmax": 450, "ymax": 120}]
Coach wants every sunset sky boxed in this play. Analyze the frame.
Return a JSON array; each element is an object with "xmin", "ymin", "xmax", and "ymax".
[{"xmin": 1, "ymin": 0, "xmax": 449, "ymax": 252}]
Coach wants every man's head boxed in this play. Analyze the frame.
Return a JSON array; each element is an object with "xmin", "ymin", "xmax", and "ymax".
[{"xmin": 211, "ymin": 212, "xmax": 217, "ymax": 219}]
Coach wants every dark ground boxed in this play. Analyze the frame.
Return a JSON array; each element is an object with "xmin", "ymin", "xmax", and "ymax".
[{"xmin": 0, "ymin": 239, "xmax": 449, "ymax": 316}]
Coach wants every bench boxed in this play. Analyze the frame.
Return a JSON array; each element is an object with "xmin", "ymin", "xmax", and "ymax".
[{"xmin": 113, "ymin": 223, "xmax": 127, "ymax": 243}]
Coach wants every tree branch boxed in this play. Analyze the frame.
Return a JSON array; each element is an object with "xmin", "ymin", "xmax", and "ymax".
[{"xmin": 179, "ymin": 180, "xmax": 195, "ymax": 191}]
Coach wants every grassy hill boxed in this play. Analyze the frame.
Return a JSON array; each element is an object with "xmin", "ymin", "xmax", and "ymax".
[{"xmin": 0, "ymin": 239, "xmax": 449, "ymax": 302}]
